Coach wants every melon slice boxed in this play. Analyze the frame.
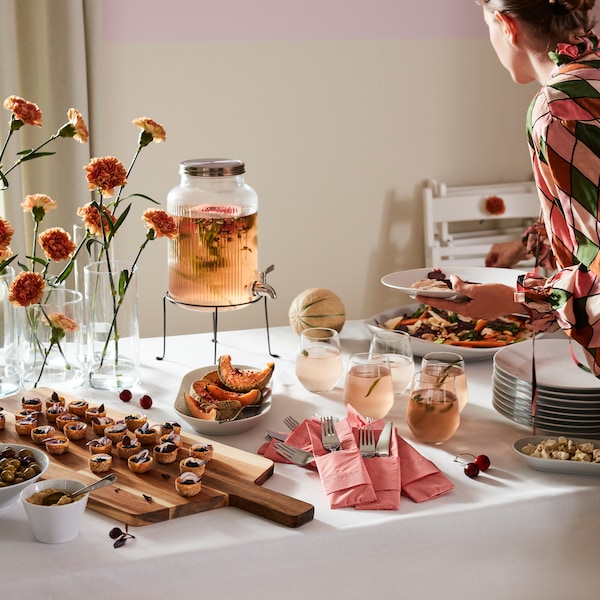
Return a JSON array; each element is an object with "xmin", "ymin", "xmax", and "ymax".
[{"xmin": 216, "ymin": 355, "xmax": 275, "ymax": 393}]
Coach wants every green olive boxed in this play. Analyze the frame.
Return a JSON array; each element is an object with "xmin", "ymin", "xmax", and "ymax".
[{"xmin": 1, "ymin": 470, "xmax": 15, "ymax": 484}]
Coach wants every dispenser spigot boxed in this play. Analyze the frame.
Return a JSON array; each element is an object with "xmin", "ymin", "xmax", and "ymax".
[{"xmin": 251, "ymin": 264, "xmax": 277, "ymax": 299}]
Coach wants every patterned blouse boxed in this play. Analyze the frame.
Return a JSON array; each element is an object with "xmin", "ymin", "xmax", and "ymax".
[{"xmin": 516, "ymin": 34, "xmax": 600, "ymax": 375}]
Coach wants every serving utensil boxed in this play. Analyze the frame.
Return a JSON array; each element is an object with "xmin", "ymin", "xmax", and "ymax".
[{"xmin": 42, "ymin": 473, "xmax": 117, "ymax": 506}]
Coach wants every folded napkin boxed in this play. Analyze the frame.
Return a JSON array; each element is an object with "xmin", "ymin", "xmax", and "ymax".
[{"xmin": 259, "ymin": 405, "xmax": 454, "ymax": 509}]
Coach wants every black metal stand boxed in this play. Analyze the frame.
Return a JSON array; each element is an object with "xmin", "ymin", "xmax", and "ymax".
[{"xmin": 156, "ymin": 291, "xmax": 279, "ymax": 363}]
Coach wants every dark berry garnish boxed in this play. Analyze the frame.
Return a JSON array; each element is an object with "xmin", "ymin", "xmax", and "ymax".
[
  {"xmin": 108, "ymin": 525, "xmax": 136, "ymax": 548},
  {"xmin": 109, "ymin": 527, "xmax": 124, "ymax": 539},
  {"xmin": 139, "ymin": 394, "xmax": 152, "ymax": 409},
  {"xmin": 474, "ymin": 454, "xmax": 491, "ymax": 471},
  {"xmin": 119, "ymin": 389, "xmax": 132, "ymax": 402},
  {"xmin": 464, "ymin": 462, "xmax": 480, "ymax": 478}
]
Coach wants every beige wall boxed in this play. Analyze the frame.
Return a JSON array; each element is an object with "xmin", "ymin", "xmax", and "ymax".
[{"xmin": 85, "ymin": 3, "xmax": 540, "ymax": 339}]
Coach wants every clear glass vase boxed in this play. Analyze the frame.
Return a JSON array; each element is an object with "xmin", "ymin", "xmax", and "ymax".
[
  {"xmin": 0, "ymin": 266, "xmax": 21, "ymax": 396},
  {"xmin": 20, "ymin": 287, "xmax": 85, "ymax": 390},
  {"xmin": 84, "ymin": 260, "xmax": 140, "ymax": 390}
]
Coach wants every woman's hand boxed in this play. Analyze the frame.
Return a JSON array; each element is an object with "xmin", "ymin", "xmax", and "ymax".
[
  {"xmin": 416, "ymin": 276, "xmax": 524, "ymax": 319},
  {"xmin": 485, "ymin": 239, "xmax": 527, "ymax": 268}
]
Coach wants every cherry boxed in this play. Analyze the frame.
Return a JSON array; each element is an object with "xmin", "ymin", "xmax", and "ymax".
[
  {"xmin": 464, "ymin": 462, "xmax": 480, "ymax": 478},
  {"xmin": 139, "ymin": 394, "xmax": 153, "ymax": 409},
  {"xmin": 119, "ymin": 389, "xmax": 132, "ymax": 402},
  {"xmin": 474, "ymin": 454, "xmax": 491, "ymax": 471}
]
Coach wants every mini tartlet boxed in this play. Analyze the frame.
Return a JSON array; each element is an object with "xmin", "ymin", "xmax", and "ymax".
[
  {"xmin": 153, "ymin": 441, "xmax": 179, "ymax": 464},
  {"xmin": 45, "ymin": 392, "xmax": 65, "ymax": 408},
  {"xmin": 175, "ymin": 472, "xmax": 202, "ymax": 497},
  {"xmin": 45, "ymin": 434, "xmax": 70, "ymax": 455},
  {"xmin": 15, "ymin": 408, "xmax": 38, "ymax": 421},
  {"xmin": 160, "ymin": 431, "xmax": 182, "ymax": 448},
  {"xmin": 124, "ymin": 412, "xmax": 147, "ymax": 432},
  {"xmin": 91, "ymin": 416, "xmax": 114, "ymax": 436},
  {"xmin": 55, "ymin": 412, "xmax": 80, "ymax": 432},
  {"xmin": 116, "ymin": 435, "xmax": 141, "ymax": 459},
  {"xmin": 68, "ymin": 399, "xmax": 89, "ymax": 418},
  {"xmin": 104, "ymin": 422, "xmax": 129, "ymax": 443},
  {"xmin": 179, "ymin": 457, "xmax": 206, "ymax": 477},
  {"xmin": 189, "ymin": 443, "xmax": 214, "ymax": 462},
  {"xmin": 134, "ymin": 422, "xmax": 158, "ymax": 445},
  {"xmin": 64, "ymin": 421, "xmax": 88, "ymax": 441},
  {"xmin": 31, "ymin": 425, "xmax": 55, "ymax": 444},
  {"xmin": 15, "ymin": 416, "xmax": 38, "ymax": 436},
  {"xmin": 89, "ymin": 453, "xmax": 113, "ymax": 474},
  {"xmin": 46, "ymin": 403, "xmax": 66, "ymax": 424},
  {"xmin": 0, "ymin": 409, "xmax": 6, "ymax": 430},
  {"xmin": 85, "ymin": 404, "xmax": 106, "ymax": 421},
  {"xmin": 160, "ymin": 421, "xmax": 181, "ymax": 436},
  {"xmin": 87, "ymin": 436, "xmax": 113, "ymax": 455},
  {"xmin": 128, "ymin": 449, "xmax": 154, "ymax": 474},
  {"xmin": 21, "ymin": 397, "xmax": 42, "ymax": 412}
]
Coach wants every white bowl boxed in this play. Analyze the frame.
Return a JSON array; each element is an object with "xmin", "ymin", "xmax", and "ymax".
[
  {"xmin": 20, "ymin": 479, "xmax": 89, "ymax": 543},
  {"xmin": 174, "ymin": 365, "xmax": 272, "ymax": 436},
  {"xmin": 0, "ymin": 443, "xmax": 49, "ymax": 513}
]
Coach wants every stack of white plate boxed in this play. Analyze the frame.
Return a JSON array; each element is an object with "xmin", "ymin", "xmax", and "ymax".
[{"xmin": 492, "ymin": 339, "xmax": 600, "ymax": 438}]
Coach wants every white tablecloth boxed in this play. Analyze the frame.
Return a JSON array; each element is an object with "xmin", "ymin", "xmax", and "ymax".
[{"xmin": 2, "ymin": 321, "xmax": 599, "ymax": 599}]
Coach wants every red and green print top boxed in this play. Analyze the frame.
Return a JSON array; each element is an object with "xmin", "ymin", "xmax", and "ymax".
[{"xmin": 517, "ymin": 34, "xmax": 600, "ymax": 375}]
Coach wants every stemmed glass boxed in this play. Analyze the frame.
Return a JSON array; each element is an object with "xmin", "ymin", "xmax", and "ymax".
[
  {"xmin": 369, "ymin": 329, "xmax": 414, "ymax": 395},
  {"xmin": 406, "ymin": 368, "xmax": 460, "ymax": 444},
  {"xmin": 421, "ymin": 351, "xmax": 468, "ymax": 411},
  {"xmin": 343, "ymin": 352, "xmax": 394, "ymax": 420},
  {"xmin": 295, "ymin": 327, "xmax": 343, "ymax": 393}
]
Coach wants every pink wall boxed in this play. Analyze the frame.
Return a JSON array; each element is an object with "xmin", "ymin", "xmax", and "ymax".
[{"xmin": 102, "ymin": 0, "xmax": 487, "ymax": 42}]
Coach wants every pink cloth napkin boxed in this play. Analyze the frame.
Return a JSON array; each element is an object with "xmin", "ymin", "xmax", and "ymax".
[{"xmin": 258, "ymin": 405, "xmax": 454, "ymax": 509}]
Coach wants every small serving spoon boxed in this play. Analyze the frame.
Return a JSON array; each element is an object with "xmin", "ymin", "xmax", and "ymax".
[{"xmin": 42, "ymin": 473, "xmax": 117, "ymax": 506}]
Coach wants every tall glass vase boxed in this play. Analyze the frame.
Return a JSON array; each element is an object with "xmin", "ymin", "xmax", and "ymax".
[
  {"xmin": 20, "ymin": 287, "xmax": 85, "ymax": 390},
  {"xmin": 84, "ymin": 260, "xmax": 140, "ymax": 390},
  {"xmin": 0, "ymin": 266, "xmax": 21, "ymax": 396}
]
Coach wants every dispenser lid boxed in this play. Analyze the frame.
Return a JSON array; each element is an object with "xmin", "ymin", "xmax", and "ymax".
[{"xmin": 180, "ymin": 158, "xmax": 245, "ymax": 177}]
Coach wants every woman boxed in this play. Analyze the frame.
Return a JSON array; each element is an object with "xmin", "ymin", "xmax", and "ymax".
[{"xmin": 421, "ymin": 0, "xmax": 600, "ymax": 375}]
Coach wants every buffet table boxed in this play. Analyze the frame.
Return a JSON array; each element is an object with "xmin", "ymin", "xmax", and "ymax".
[{"xmin": 2, "ymin": 321, "xmax": 599, "ymax": 599}]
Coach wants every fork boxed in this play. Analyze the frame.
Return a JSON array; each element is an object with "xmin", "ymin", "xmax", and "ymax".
[
  {"xmin": 320, "ymin": 416, "xmax": 341, "ymax": 452},
  {"xmin": 358, "ymin": 426, "xmax": 376, "ymax": 458},
  {"xmin": 274, "ymin": 442, "xmax": 314, "ymax": 466},
  {"xmin": 283, "ymin": 416, "xmax": 300, "ymax": 431}
]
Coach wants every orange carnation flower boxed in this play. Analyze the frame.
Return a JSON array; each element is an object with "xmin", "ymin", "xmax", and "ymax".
[
  {"xmin": 67, "ymin": 108, "xmax": 89, "ymax": 143},
  {"xmin": 21, "ymin": 193, "xmax": 57, "ymax": 214},
  {"xmin": 0, "ymin": 217, "xmax": 15, "ymax": 250},
  {"xmin": 45, "ymin": 312, "xmax": 79, "ymax": 333},
  {"xmin": 77, "ymin": 203, "xmax": 117, "ymax": 236},
  {"xmin": 84, "ymin": 156, "xmax": 127, "ymax": 197},
  {"xmin": 142, "ymin": 209, "xmax": 178, "ymax": 239},
  {"xmin": 0, "ymin": 246, "xmax": 13, "ymax": 263},
  {"xmin": 39, "ymin": 227, "xmax": 77, "ymax": 262},
  {"xmin": 133, "ymin": 117, "xmax": 166, "ymax": 145},
  {"xmin": 484, "ymin": 195, "xmax": 506, "ymax": 216},
  {"xmin": 8, "ymin": 271, "xmax": 45, "ymax": 307},
  {"xmin": 3, "ymin": 95, "xmax": 42, "ymax": 127}
]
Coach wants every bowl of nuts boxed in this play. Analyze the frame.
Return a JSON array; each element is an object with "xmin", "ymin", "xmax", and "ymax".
[{"xmin": 0, "ymin": 443, "xmax": 50, "ymax": 513}]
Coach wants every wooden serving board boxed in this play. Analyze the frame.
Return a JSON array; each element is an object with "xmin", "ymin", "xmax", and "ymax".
[{"xmin": 0, "ymin": 388, "xmax": 314, "ymax": 528}]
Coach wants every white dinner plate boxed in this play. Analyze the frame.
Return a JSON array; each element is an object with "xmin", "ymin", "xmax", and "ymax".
[
  {"xmin": 381, "ymin": 267, "xmax": 524, "ymax": 299},
  {"xmin": 365, "ymin": 303, "xmax": 528, "ymax": 361},
  {"xmin": 513, "ymin": 436, "xmax": 600, "ymax": 474},
  {"xmin": 494, "ymin": 339, "xmax": 600, "ymax": 392},
  {"xmin": 173, "ymin": 365, "xmax": 272, "ymax": 436}
]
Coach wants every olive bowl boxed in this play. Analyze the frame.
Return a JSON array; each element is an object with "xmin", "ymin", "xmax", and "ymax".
[{"xmin": 0, "ymin": 443, "xmax": 50, "ymax": 513}]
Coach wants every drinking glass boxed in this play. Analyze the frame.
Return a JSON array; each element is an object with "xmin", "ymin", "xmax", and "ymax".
[
  {"xmin": 421, "ymin": 351, "xmax": 468, "ymax": 411},
  {"xmin": 295, "ymin": 327, "xmax": 343, "ymax": 393},
  {"xmin": 406, "ymin": 369, "xmax": 460, "ymax": 444},
  {"xmin": 369, "ymin": 329, "xmax": 414, "ymax": 395},
  {"xmin": 343, "ymin": 352, "xmax": 394, "ymax": 420}
]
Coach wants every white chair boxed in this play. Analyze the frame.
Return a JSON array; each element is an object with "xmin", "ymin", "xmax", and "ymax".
[{"xmin": 423, "ymin": 179, "xmax": 541, "ymax": 268}]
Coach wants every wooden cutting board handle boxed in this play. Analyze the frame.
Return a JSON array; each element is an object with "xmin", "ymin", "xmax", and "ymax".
[{"xmin": 213, "ymin": 472, "xmax": 314, "ymax": 528}]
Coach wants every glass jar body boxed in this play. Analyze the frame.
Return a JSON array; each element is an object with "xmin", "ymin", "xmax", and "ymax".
[{"xmin": 167, "ymin": 160, "xmax": 259, "ymax": 310}]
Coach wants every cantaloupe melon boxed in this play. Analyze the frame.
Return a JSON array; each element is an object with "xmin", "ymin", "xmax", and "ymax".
[{"xmin": 288, "ymin": 288, "xmax": 346, "ymax": 335}]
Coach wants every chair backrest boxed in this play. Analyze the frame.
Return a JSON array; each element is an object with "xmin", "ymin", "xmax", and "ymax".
[{"xmin": 423, "ymin": 179, "xmax": 540, "ymax": 268}]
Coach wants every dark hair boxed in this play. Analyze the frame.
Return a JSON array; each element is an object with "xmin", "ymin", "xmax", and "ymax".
[{"xmin": 478, "ymin": 0, "xmax": 597, "ymax": 46}]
